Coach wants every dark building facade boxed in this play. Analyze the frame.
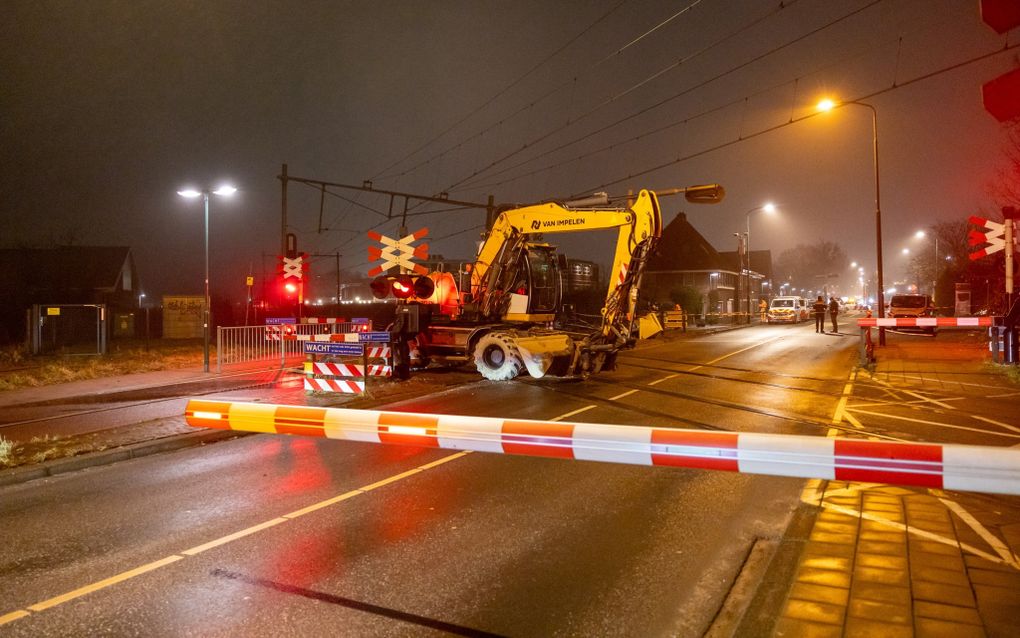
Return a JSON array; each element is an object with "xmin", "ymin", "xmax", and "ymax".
[
  {"xmin": 642, "ymin": 212, "xmax": 772, "ymax": 319},
  {"xmin": 0, "ymin": 246, "xmax": 140, "ymax": 343}
]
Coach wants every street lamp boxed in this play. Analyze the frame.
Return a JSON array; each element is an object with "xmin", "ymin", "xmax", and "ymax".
[
  {"xmin": 177, "ymin": 184, "xmax": 236, "ymax": 372},
  {"xmin": 745, "ymin": 202, "xmax": 776, "ymax": 323},
  {"xmin": 818, "ymin": 98, "xmax": 886, "ymax": 344}
]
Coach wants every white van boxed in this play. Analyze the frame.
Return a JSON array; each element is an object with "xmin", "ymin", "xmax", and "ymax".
[{"xmin": 767, "ymin": 296, "xmax": 808, "ymax": 324}]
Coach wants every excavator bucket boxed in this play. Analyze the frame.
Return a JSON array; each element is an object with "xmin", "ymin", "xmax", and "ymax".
[
  {"xmin": 513, "ymin": 333, "xmax": 574, "ymax": 378},
  {"xmin": 638, "ymin": 312, "xmax": 663, "ymax": 339}
]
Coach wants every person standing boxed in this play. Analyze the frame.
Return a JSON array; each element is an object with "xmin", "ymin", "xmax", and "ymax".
[
  {"xmin": 828, "ymin": 296, "xmax": 840, "ymax": 333},
  {"xmin": 812, "ymin": 295, "xmax": 827, "ymax": 333},
  {"xmin": 758, "ymin": 298, "xmax": 767, "ymax": 322}
]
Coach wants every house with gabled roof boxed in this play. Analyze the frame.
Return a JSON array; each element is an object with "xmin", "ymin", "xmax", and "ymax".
[
  {"xmin": 641, "ymin": 212, "xmax": 772, "ymax": 320},
  {"xmin": 0, "ymin": 246, "xmax": 140, "ymax": 343}
]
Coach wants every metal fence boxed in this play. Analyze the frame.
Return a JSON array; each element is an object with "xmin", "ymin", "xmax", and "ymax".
[{"xmin": 216, "ymin": 322, "xmax": 366, "ymax": 372}]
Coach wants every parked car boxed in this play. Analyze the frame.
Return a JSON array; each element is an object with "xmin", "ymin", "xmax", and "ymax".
[{"xmin": 767, "ymin": 296, "xmax": 809, "ymax": 324}]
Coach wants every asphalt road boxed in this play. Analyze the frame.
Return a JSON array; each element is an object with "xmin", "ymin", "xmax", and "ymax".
[{"xmin": 2, "ymin": 321, "xmax": 1015, "ymax": 636}]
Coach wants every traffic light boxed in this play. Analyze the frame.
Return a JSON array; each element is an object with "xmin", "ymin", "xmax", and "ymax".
[{"xmin": 370, "ymin": 274, "xmax": 436, "ymax": 300}]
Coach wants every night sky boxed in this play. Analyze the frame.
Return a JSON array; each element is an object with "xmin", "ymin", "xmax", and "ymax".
[{"xmin": 1, "ymin": 0, "xmax": 1015, "ymax": 305}]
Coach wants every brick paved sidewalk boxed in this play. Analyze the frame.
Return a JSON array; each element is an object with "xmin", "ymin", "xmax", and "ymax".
[{"xmin": 773, "ymin": 479, "xmax": 1020, "ymax": 638}]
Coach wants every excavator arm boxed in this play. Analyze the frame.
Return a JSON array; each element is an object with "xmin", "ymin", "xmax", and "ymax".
[{"xmin": 471, "ymin": 189, "xmax": 663, "ymax": 325}]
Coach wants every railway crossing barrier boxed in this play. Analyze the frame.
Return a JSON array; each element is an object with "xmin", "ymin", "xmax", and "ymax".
[
  {"xmin": 185, "ymin": 400, "xmax": 1020, "ymax": 497},
  {"xmin": 216, "ymin": 318, "xmax": 372, "ymax": 372},
  {"xmin": 855, "ymin": 316, "xmax": 997, "ymax": 366}
]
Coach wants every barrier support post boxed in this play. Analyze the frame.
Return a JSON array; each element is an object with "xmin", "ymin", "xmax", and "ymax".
[
  {"xmin": 363, "ymin": 347, "xmax": 370, "ymax": 391},
  {"xmin": 217, "ymin": 327, "xmax": 222, "ymax": 374}
]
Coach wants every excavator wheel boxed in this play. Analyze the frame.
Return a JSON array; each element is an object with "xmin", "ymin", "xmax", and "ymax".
[{"xmin": 474, "ymin": 332, "xmax": 524, "ymax": 381}]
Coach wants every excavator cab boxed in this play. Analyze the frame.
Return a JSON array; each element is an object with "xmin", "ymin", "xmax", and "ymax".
[{"xmin": 516, "ymin": 246, "xmax": 561, "ymax": 316}]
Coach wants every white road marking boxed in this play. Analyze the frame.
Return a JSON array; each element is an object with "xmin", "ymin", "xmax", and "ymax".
[
  {"xmin": 845, "ymin": 408, "xmax": 1020, "ymax": 439},
  {"xmin": 848, "ymin": 396, "xmax": 966, "ymax": 409},
  {"xmin": 803, "ymin": 484, "xmax": 1016, "ymax": 569},
  {"xmin": 608, "ymin": 389, "xmax": 639, "ymax": 401},
  {"xmin": 551, "ymin": 405, "xmax": 597, "ymax": 421},
  {"xmin": 830, "ymin": 372, "xmax": 856, "ymax": 427},
  {"xmin": 971, "ymin": 414, "xmax": 1020, "ymax": 434},
  {"xmin": 864, "ymin": 374, "xmax": 957, "ymax": 409},
  {"xmin": 648, "ymin": 373, "xmax": 678, "ymax": 386},
  {"xmin": 823, "ymin": 502, "xmax": 1014, "ymax": 568},
  {"xmin": 938, "ymin": 497, "xmax": 1020, "ymax": 569}
]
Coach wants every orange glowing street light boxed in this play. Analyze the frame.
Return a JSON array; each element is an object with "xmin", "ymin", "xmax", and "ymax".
[{"xmin": 817, "ymin": 97, "xmax": 886, "ymax": 344}]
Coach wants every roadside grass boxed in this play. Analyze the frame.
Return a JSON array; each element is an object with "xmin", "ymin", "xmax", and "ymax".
[
  {"xmin": 0, "ymin": 339, "xmax": 206, "ymax": 392},
  {"xmin": 983, "ymin": 359, "xmax": 1020, "ymax": 384},
  {"xmin": 0, "ymin": 436, "xmax": 13, "ymax": 466},
  {"xmin": 0, "ymin": 433, "xmax": 108, "ymax": 469}
]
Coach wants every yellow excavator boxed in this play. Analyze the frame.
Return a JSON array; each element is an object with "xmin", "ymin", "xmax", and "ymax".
[{"xmin": 406, "ymin": 184, "xmax": 724, "ymax": 380}]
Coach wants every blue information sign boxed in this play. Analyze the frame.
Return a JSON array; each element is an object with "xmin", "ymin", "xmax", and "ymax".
[
  {"xmin": 352, "ymin": 317, "xmax": 371, "ymax": 324},
  {"xmin": 358, "ymin": 331, "xmax": 391, "ymax": 343},
  {"xmin": 265, "ymin": 317, "xmax": 297, "ymax": 325},
  {"xmin": 302, "ymin": 342, "xmax": 364, "ymax": 356}
]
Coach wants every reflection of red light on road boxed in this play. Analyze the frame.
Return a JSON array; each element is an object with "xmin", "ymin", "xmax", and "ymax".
[
  {"xmin": 262, "ymin": 528, "xmax": 346, "ymax": 588},
  {"xmin": 272, "ymin": 438, "xmax": 331, "ymax": 496}
]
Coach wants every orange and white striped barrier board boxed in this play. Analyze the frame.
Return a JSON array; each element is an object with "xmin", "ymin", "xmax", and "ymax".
[
  {"xmin": 304, "ymin": 362, "xmax": 392, "ymax": 378},
  {"xmin": 302, "ymin": 379, "xmax": 365, "ymax": 393},
  {"xmin": 857, "ymin": 317, "xmax": 994, "ymax": 328},
  {"xmin": 184, "ymin": 401, "xmax": 1020, "ymax": 496}
]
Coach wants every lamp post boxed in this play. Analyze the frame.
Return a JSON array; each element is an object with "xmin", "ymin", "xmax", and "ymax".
[
  {"xmin": 177, "ymin": 184, "xmax": 236, "ymax": 372},
  {"xmin": 818, "ymin": 98, "xmax": 886, "ymax": 344},
  {"xmin": 745, "ymin": 202, "xmax": 776, "ymax": 323}
]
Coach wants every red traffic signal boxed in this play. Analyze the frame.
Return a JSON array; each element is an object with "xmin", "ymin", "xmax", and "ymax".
[
  {"xmin": 370, "ymin": 274, "xmax": 436, "ymax": 300},
  {"xmin": 981, "ymin": 0, "xmax": 1020, "ymax": 34},
  {"xmin": 983, "ymin": 67, "xmax": 1020, "ymax": 123}
]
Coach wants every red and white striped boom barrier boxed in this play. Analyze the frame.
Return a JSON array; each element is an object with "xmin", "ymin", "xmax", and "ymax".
[
  {"xmin": 184, "ymin": 401, "xmax": 1020, "ymax": 496},
  {"xmin": 856, "ymin": 316, "xmax": 1001, "ymax": 365},
  {"xmin": 857, "ymin": 317, "xmax": 994, "ymax": 328}
]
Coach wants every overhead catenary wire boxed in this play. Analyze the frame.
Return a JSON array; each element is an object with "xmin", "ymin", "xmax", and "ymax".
[
  {"xmin": 573, "ymin": 38, "xmax": 1020, "ymax": 196},
  {"xmin": 363, "ymin": 0, "xmax": 799, "ymax": 230},
  {"xmin": 458, "ymin": 31, "xmax": 907, "ymax": 193},
  {"xmin": 453, "ymin": 0, "xmax": 874, "ymax": 194},
  {"xmin": 370, "ymin": 0, "xmax": 631, "ymax": 182}
]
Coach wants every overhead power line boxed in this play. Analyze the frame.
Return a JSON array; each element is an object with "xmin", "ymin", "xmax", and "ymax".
[
  {"xmin": 573, "ymin": 40, "xmax": 1020, "ymax": 196},
  {"xmin": 370, "ymin": 0, "xmax": 629, "ymax": 182},
  {"xmin": 374, "ymin": 0, "xmax": 710, "ymax": 183},
  {"xmin": 454, "ymin": 0, "xmax": 869, "ymax": 193}
]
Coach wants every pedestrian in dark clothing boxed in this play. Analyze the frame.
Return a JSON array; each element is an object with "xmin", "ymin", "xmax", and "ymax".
[
  {"xmin": 812, "ymin": 296, "xmax": 826, "ymax": 333},
  {"xmin": 828, "ymin": 297, "xmax": 840, "ymax": 333}
]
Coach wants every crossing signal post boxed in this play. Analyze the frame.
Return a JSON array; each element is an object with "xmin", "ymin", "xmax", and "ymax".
[{"xmin": 277, "ymin": 235, "xmax": 308, "ymax": 317}]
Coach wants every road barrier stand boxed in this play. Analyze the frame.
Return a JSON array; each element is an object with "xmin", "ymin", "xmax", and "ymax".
[
  {"xmin": 185, "ymin": 401, "xmax": 1020, "ymax": 497},
  {"xmin": 303, "ymin": 342, "xmax": 392, "ymax": 394},
  {"xmin": 662, "ymin": 310, "xmax": 687, "ymax": 332}
]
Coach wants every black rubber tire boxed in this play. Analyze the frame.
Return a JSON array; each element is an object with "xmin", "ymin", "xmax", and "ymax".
[{"xmin": 474, "ymin": 332, "xmax": 524, "ymax": 381}]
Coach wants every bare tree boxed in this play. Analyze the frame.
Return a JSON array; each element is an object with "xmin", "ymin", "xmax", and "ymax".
[
  {"xmin": 775, "ymin": 241, "xmax": 849, "ymax": 294},
  {"xmin": 993, "ymin": 122, "xmax": 1020, "ymax": 207}
]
